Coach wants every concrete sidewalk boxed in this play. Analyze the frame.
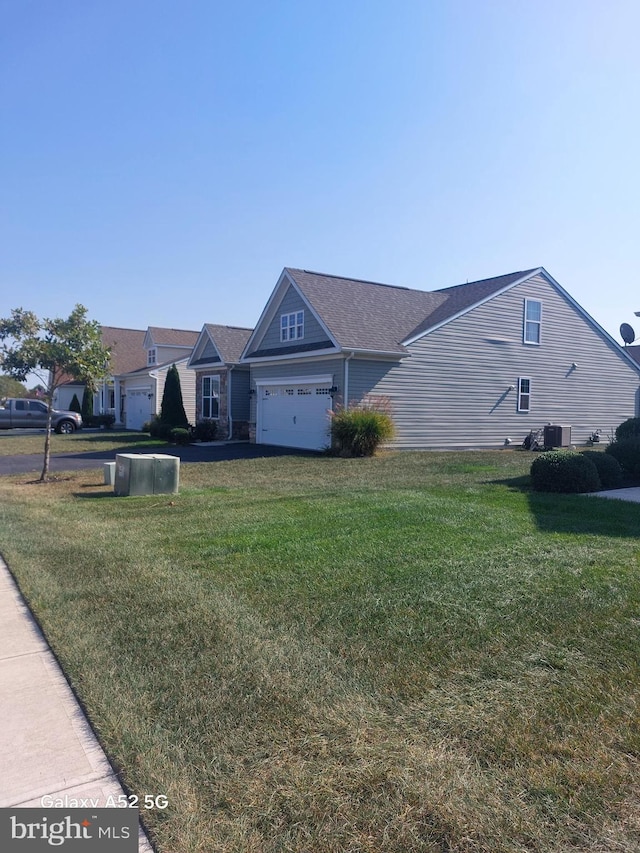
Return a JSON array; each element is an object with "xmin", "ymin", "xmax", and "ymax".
[
  {"xmin": 0, "ymin": 557, "xmax": 153, "ymax": 851},
  {"xmin": 589, "ymin": 486, "xmax": 640, "ymax": 502}
]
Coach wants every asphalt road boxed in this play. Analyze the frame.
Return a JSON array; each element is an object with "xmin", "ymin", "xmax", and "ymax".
[{"xmin": 0, "ymin": 442, "xmax": 315, "ymax": 476}]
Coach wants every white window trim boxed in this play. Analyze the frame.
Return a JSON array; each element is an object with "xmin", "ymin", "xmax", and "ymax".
[
  {"xmin": 517, "ymin": 377, "xmax": 531, "ymax": 413},
  {"xmin": 280, "ymin": 310, "xmax": 304, "ymax": 342},
  {"xmin": 523, "ymin": 299, "xmax": 542, "ymax": 346},
  {"xmin": 147, "ymin": 348, "xmax": 157, "ymax": 365},
  {"xmin": 202, "ymin": 375, "xmax": 221, "ymax": 420}
]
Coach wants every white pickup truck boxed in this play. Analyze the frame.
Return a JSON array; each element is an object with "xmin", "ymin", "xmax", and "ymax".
[{"xmin": 0, "ymin": 398, "xmax": 83, "ymax": 433}]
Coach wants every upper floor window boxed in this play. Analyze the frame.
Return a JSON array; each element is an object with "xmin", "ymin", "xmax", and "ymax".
[
  {"xmin": 523, "ymin": 299, "xmax": 541, "ymax": 345},
  {"xmin": 281, "ymin": 311, "xmax": 304, "ymax": 342},
  {"xmin": 147, "ymin": 348, "xmax": 157, "ymax": 366}
]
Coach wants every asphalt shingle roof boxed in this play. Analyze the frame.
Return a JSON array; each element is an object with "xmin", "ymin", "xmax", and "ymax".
[
  {"xmin": 203, "ymin": 324, "xmax": 253, "ymax": 364},
  {"xmin": 285, "ymin": 268, "xmax": 538, "ymax": 353}
]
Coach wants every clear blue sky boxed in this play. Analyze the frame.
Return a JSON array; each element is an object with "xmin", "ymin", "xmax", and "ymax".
[{"xmin": 2, "ymin": 0, "xmax": 640, "ymax": 345}]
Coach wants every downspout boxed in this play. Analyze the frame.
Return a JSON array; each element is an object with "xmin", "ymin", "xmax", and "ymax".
[
  {"xmin": 344, "ymin": 352, "xmax": 355, "ymax": 408},
  {"xmin": 227, "ymin": 365, "xmax": 234, "ymax": 440}
]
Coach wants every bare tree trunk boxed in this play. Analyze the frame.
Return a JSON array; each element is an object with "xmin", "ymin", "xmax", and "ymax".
[{"xmin": 40, "ymin": 407, "xmax": 53, "ymax": 481}]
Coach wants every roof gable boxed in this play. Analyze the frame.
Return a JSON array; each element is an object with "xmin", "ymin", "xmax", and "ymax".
[{"xmin": 189, "ymin": 324, "xmax": 253, "ymax": 368}]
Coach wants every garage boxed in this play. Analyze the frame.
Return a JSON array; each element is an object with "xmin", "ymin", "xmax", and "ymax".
[
  {"xmin": 256, "ymin": 377, "xmax": 334, "ymax": 450},
  {"xmin": 126, "ymin": 388, "xmax": 153, "ymax": 431}
]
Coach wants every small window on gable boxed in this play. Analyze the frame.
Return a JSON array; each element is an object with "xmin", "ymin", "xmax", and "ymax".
[
  {"xmin": 147, "ymin": 348, "xmax": 157, "ymax": 366},
  {"xmin": 518, "ymin": 377, "xmax": 531, "ymax": 412},
  {"xmin": 524, "ymin": 299, "xmax": 541, "ymax": 345},
  {"xmin": 280, "ymin": 310, "xmax": 304, "ymax": 342}
]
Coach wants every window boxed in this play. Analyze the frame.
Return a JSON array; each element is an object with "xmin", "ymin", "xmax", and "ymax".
[
  {"xmin": 147, "ymin": 348, "xmax": 157, "ymax": 366},
  {"xmin": 202, "ymin": 376, "xmax": 220, "ymax": 419},
  {"xmin": 280, "ymin": 311, "xmax": 304, "ymax": 342},
  {"xmin": 524, "ymin": 299, "xmax": 541, "ymax": 345},
  {"xmin": 518, "ymin": 377, "xmax": 531, "ymax": 412}
]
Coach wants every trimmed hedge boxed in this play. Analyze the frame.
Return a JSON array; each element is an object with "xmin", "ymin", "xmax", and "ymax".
[
  {"xmin": 193, "ymin": 420, "xmax": 217, "ymax": 442},
  {"xmin": 615, "ymin": 418, "xmax": 640, "ymax": 441},
  {"xmin": 605, "ymin": 438, "xmax": 640, "ymax": 480},
  {"xmin": 580, "ymin": 451, "xmax": 623, "ymax": 489},
  {"xmin": 169, "ymin": 427, "xmax": 192, "ymax": 446},
  {"xmin": 530, "ymin": 451, "xmax": 601, "ymax": 493}
]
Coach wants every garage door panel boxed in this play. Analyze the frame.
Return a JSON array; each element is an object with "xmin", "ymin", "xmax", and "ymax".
[{"xmin": 259, "ymin": 384, "xmax": 332, "ymax": 450}]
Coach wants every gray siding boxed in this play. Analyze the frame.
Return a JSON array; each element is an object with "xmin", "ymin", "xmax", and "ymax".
[
  {"xmin": 230, "ymin": 368, "xmax": 250, "ymax": 420},
  {"xmin": 257, "ymin": 285, "xmax": 332, "ymax": 353},
  {"xmin": 349, "ymin": 274, "xmax": 640, "ymax": 448}
]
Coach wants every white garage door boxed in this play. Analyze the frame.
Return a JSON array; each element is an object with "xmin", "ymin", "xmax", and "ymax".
[
  {"xmin": 126, "ymin": 389, "xmax": 153, "ymax": 431},
  {"xmin": 257, "ymin": 380, "xmax": 333, "ymax": 450}
]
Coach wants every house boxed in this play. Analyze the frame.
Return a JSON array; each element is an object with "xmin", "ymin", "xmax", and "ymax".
[
  {"xmin": 241, "ymin": 267, "xmax": 640, "ymax": 451},
  {"xmin": 187, "ymin": 324, "xmax": 253, "ymax": 439},
  {"xmin": 114, "ymin": 327, "xmax": 199, "ymax": 430},
  {"xmin": 53, "ymin": 326, "xmax": 147, "ymax": 415}
]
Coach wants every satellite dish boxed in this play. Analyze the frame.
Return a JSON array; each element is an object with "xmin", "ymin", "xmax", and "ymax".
[{"xmin": 620, "ymin": 323, "xmax": 635, "ymax": 345}]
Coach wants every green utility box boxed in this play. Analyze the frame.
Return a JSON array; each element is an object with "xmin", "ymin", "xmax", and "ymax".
[{"xmin": 114, "ymin": 453, "xmax": 180, "ymax": 496}]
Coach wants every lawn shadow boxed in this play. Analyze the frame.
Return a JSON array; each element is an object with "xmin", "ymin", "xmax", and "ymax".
[{"xmin": 494, "ymin": 475, "xmax": 640, "ymax": 539}]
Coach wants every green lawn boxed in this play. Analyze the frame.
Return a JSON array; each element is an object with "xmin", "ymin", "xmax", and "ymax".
[
  {"xmin": 0, "ymin": 429, "xmax": 164, "ymax": 456},
  {"xmin": 1, "ymin": 451, "xmax": 639, "ymax": 852}
]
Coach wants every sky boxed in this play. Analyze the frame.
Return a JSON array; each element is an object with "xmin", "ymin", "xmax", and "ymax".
[{"xmin": 2, "ymin": 0, "xmax": 640, "ymax": 347}]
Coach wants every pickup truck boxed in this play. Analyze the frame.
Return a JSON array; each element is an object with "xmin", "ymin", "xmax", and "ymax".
[{"xmin": 0, "ymin": 398, "xmax": 83, "ymax": 433}]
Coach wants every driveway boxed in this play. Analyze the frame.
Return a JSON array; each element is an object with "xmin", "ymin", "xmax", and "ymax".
[{"xmin": 0, "ymin": 442, "xmax": 317, "ymax": 476}]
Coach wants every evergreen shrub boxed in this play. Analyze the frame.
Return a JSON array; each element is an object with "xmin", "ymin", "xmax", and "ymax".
[
  {"xmin": 605, "ymin": 438, "xmax": 640, "ymax": 479},
  {"xmin": 69, "ymin": 393, "xmax": 81, "ymax": 414},
  {"xmin": 193, "ymin": 420, "xmax": 217, "ymax": 442},
  {"xmin": 169, "ymin": 427, "xmax": 191, "ymax": 445},
  {"xmin": 615, "ymin": 418, "xmax": 640, "ymax": 441},
  {"xmin": 580, "ymin": 450, "xmax": 623, "ymax": 489},
  {"xmin": 530, "ymin": 451, "xmax": 601, "ymax": 493}
]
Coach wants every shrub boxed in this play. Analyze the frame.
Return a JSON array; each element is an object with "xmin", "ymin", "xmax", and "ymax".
[
  {"xmin": 160, "ymin": 365, "xmax": 189, "ymax": 428},
  {"xmin": 530, "ymin": 451, "xmax": 601, "ymax": 493},
  {"xmin": 615, "ymin": 418, "xmax": 640, "ymax": 441},
  {"xmin": 69, "ymin": 393, "xmax": 82, "ymax": 414},
  {"xmin": 330, "ymin": 398, "xmax": 394, "ymax": 457},
  {"xmin": 86, "ymin": 413, "xmax": 115, "ymax": 429},
  {"xmin": 81, "ymin": 386, "xmax": 93, "ymax": 423},
  {"xmin": 193, "ymin": 420, "xmax": 217, "ymax": 442},
  {"xmin": 147, "ymin": 416, "xmax": 173, "ymax": 440},
  {"xmin": 169, "ymin": 427, "xmax": 191, "ymax": 446},
  {"xmin": 606, "ymin": 438, "xmax": 640, "ymax": 479},
  {"xmin": 580, "ymin": 450, "xmax": 623, "ymax": 489}
]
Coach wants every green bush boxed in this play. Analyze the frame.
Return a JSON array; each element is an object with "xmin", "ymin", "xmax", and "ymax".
[
  {"xmin": 169, "ymin": 427, "xmax": 191, "ymax": 446},
  {"xmin": 160, "ymin": 365, "xmax": 189, "ymax": 428},
  {"xmin": 69, "ymin": 393, "xmax": 82, "ymax": 414},
  {"xmin": 330, "ymin": 399, "xmax": 394, "ymax": 457},
  {"xmin": 615, "ymin": 418, "xmax": 640, "ymax": 441},
  {"xmin": 606, "ymin": 438, "xmax": 640, "ymax": 479},
  {"xmin": 85, "ymin": 413, "xmax": 115, "ymax": 429},
  {"xmin": 580, "ymin": 450, "xmax": 623, "ymax": 489},
  {"xmin": 193, "ymin": 420, "xmax": 217, "ymax": 442},
  {"xmin": 530, "ymin": 451, "xmax": 601, "ymax": 493},
  {"xmin": 146, "ymin": 416, "xmax": 173, "ymax": 440}
]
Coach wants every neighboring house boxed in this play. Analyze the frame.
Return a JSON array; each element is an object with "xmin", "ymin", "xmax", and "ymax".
[
  {"xmin": 53, "ymin": 326, "xmax": 147, "ymax": 415},
  {"xmin": 241, "ymin": 267, "xmax": 640, "ymax": 451},
  {"xmin": 187, "ymin": 324, "xmax": 253, "ymax": 439},
  {"xmin": 114, "ymin": 327, "xmax": 199, "ymax": 430}
]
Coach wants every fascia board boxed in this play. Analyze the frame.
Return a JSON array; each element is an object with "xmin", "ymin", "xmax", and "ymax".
[
  {"xmin": 401, "ymin": 268, "xmax": 544, "ymax": 346},
  {"xmin": 242, "ymin": 347, "xmax": 341, "ymax": 364}
]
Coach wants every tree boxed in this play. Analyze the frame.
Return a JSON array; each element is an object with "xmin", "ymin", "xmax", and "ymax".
[
  {"xmin": 81, "ymin": 385, "xmax": 93, "ymax": 424},
  {"xmin": 159, "ymin": 364, "xmax": 188, "ymax": 428},
  {"xmin": 0, "ymin": 374, "xmax": 28, "ymax": 399},
  {"xmin": 69, "ymin": 393, "xmax": 82, "ymax": 414},
  {"xmin": 0, "ymin": 305, "xmax": 111, "ymax": 481}
]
